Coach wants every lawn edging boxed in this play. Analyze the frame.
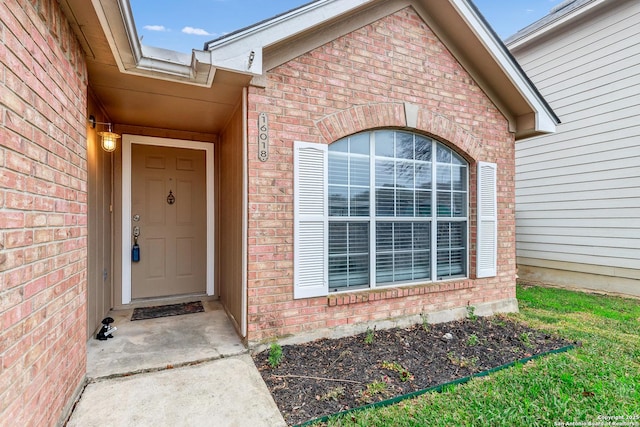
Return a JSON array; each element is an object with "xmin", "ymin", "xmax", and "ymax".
[{"xmin": 296, "ymin": 344, "xmax": 576, "ymax": 427}]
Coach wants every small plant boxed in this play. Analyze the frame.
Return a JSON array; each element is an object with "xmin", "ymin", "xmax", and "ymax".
[
  {"xmin": 467, "ymin": 334, "xmax": 479, "ymax": 346},
  {"xmin": 420, "ymin": 312, "xmax": 430, "ymax": 332},
  {"xmin": 447, "ymin": 352, "xmax": 478, "ymax": 368},
  {"xmin": 381, "ymin": 360, "xmax": 413, "ymax": 382},
  {"xmin": 466, "ymin": 304, "xmax": 478, "ymax": 321},
  {"xmin": 467, "ymin": 356, "xmax": 479, "ymax": 368},
  {"xmin": 358, "ymin": 380, "xmax": 388, "ymax": 404},
  {"xmin": 519, "ymin": 332, "xmax": 533, "ymax": 348},
  {"xmin": 319, "ymin": 386, "xmax": 345, "ymax": 402},
  {"xmin": 447, "ymin": 352, "xmax": 460, "ymax": 366},
  {"xmin": 268, "ymin": 342, "xmax": 283, "ymax": 368},
  {"xmin": 364, "ymin": 326, "xmax": 376, "ymax": 344},
  {"xmin": 381, "ymin": 360, "xmax": 401, "ymax": 371},
  {"xmin": 492, "ymin": 317, "xmax": 507, "ymax": 327},
  {"xmin": 366, "ymin": 380, "xmax": 388, "ymax": 395}
]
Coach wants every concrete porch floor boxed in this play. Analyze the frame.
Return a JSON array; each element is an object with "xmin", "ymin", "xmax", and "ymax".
[
  {"xmin": 67, "ymin": 300, "xmax": 286, "ymax": 426},
  {"xmin": 85, "ymin": 300, "xmax": 245, "ymax": 378}
]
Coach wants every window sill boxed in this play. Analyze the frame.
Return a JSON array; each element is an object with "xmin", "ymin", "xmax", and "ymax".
[{"xmin": 327, "ymin": 279, "xmax": 475, "ymax": 307}]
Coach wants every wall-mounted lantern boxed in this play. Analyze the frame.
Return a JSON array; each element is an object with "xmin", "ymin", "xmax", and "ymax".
[{"xmin": 88, "ymin": 115, "xmax": 121, "ymax": 152}]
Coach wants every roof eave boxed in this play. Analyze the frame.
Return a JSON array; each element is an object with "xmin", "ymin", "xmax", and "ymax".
[
  {"xmin": 91, "ymin": 0, "xmax": 216, "ymax": 87},
  {"xmin": 449, "ymin": 0, "xmax": 559, "ymax": 139},
  {"xmin": 505, "ymin": 0, "xmax": 607, "ymax": 51},
  {"xmin": 89, "ymin": 0, "xmax": 558, "ymax": 138},
  {"xmin": 204, "ymin": 0, "xmax": 371, "ymax": 75},
  {"xmin": 204, "ymin": 0, "xmax": 558, "ymax": 139}
]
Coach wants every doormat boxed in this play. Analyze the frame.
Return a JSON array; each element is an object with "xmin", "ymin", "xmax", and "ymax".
[{"xmin": 131, "ymin": 301, "xmax": 204, "ymax": 321}]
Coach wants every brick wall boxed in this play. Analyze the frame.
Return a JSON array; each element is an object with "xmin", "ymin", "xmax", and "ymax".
[
  {"xmin": 246, "ymin": 7, "xmax": 516, "ymax": 343},
  {"xmin": 1, "ymin": 0, "xmax": 88, "ymax": 425}
]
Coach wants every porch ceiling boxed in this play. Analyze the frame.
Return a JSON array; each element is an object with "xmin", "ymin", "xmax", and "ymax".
[
  {"xmin": 86, "ymin": 64, "xmax": 249, "ymax": 134},
  {"xmin": 61, "ymin": 0, "xmax": 250, "ymax": 134}
]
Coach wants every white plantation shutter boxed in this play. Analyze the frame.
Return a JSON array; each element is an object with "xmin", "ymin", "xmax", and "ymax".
[
  {"xmin": 294, "ymin": 141, "xmax": 328, "ymax": 298},
  {"xmin": 477, "ymin": 162, "xmax": 497, "ymax": 278}
]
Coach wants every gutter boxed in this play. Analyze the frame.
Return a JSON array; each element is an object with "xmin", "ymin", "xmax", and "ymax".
[{"xmin": 91, "ymin": 0, "xmax": 216, "ymax": 87}]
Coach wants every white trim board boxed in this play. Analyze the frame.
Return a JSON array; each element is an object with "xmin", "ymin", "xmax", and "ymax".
[
  {"xmin": 121, "ymin": 135, "xmax": 215, "ymax": 305},
  {"xmin": 241, "ymin": 88, "xmax": 248, "ymax": 338}
]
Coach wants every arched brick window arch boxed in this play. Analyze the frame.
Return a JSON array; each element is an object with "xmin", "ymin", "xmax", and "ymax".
[{"xmin": 315, "ymin": 103, "xmax": 482, "ymax": 161}]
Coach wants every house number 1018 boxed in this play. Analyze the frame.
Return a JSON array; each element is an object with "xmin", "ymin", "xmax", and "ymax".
[{"xmin": 258, "ymin": 113, "xmax": 269, "ymax": 162}]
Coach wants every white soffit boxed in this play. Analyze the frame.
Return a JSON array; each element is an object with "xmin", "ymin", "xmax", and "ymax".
[{"xmin": 91, "ymin": 0, "xmax": 216, "ymax": 87}]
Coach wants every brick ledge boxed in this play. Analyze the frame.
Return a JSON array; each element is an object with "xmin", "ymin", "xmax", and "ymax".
[{"xmin": 327, "ymin": 280, "xmax": 475, "ymax": 306}]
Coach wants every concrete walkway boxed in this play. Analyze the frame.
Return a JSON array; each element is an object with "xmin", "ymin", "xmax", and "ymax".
[{"xmin": 66, "ymin": 300, "xmax": 286, "ymax": 426}]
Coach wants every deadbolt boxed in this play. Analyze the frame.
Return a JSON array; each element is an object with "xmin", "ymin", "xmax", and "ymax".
[{"xmin": 133, "ymin": 214, "xmax": 140, "ymax": 222}]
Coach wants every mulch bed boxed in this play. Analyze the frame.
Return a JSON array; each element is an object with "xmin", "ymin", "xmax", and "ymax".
[{"xmin": 252, "ymin": 315, "xmax": 574, "ymax": 426}]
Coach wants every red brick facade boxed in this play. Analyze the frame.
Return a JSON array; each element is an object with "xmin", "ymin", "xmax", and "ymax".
[
  {"xmin": 0, "ymin": 0, "xmax": 88, "ymax": 425},
  {"xmin": 0, "ymin": 1, "xmax": 522, "ymax": 422},
  {"xmin": 246, "ymin": 7, "xmax": 516, "ymax": 343}
]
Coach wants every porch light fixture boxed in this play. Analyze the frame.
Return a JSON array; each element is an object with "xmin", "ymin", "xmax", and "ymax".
[{"xmin": 88, "ymin": 115, "xmax": 121, "ymax": 152}]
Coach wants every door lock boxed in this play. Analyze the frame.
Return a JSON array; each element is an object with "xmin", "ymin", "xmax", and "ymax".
[{"xmin": 132, "ymin": 226, "xmax": 141, "ymax": 263}]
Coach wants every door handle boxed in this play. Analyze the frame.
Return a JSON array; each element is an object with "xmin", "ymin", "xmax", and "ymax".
[{"xmin": 133, "ymin": 226, "xmax": 140, "ymax": 237}]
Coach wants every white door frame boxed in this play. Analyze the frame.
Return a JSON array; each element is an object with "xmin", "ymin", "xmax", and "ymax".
[{"xmin": 121, "ymin": 135, "xmax": 215, "ymax": 304}]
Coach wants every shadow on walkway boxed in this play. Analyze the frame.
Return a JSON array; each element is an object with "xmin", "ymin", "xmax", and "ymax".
[{"xmin": 67, "ymin": 300, "xmax": 286, "ymax": 426}]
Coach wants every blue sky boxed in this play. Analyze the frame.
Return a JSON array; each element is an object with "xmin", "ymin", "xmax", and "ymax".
[{"xmin": 130, "ymin": 0, "xmax": 563, "ymax": 53}]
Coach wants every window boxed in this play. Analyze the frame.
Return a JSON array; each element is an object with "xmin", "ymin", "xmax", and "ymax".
[
  {"xmin": 325, "ymin": 130, "xmax": 468, "ymax": 292},
  {"xmin": 293, "ymin": 133, "xmax": 496, "ymax": 299}
]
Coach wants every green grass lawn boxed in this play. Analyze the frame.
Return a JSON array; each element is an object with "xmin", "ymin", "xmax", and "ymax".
[{"xmin": 320, "ymin": 285, "xmax": 640, "ymax": 427}]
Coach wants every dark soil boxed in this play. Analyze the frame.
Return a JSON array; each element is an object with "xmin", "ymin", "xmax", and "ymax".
[{"xmin": 252, "ymin": 315, "xmax": 574, "ymax": 426}]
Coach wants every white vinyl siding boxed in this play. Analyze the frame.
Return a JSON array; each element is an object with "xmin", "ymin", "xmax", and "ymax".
[
  {"xmin": 293, "ymin": 141, "xmax": 328, "ymax": 299},
  {"xmin": 509, "ymin": 0, "xmax": 640, "ymax": 275}
]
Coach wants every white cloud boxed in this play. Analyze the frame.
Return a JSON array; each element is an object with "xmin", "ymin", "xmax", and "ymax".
[
  {"xmin": 525, "ymin": 8, "xmax": 534, "ymax": 13},
  {"xmin": 182, "ymin": 26, "xmax": 213, "ymax": 36},
  {"xmin": 143, "ymin": 25, "xmax": 168, "ymax": 32}
]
